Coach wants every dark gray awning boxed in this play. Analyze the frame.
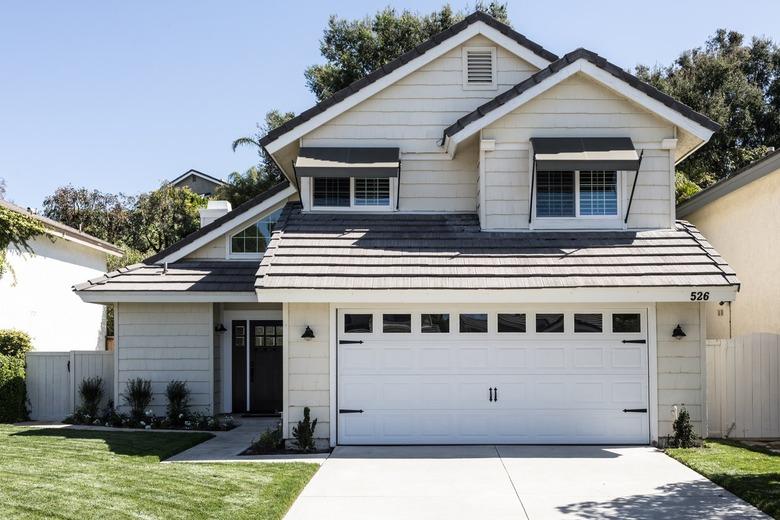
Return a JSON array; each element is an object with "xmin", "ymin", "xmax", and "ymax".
[
  {"xmin": 531, "ymin": 137, "xmax": 639, "ymax": 171},
  {"xmin": 295, "ymin": 147, "xmax": 400, "ymax": 178}
]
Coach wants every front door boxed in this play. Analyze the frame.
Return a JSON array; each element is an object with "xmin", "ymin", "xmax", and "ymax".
[{"xmin": 231, "ymin": 319, "xmax": 283, "ymax": 414}]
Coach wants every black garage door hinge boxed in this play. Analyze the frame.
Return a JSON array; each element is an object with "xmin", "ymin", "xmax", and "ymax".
[
  {"xmin": 339, "ymin": 340, "xmax": 364, "ymax": 344},
  {"xmin": 621, "ymin": 339, "xmax": 646, "ymax": 344},
  {"xmin": 622, "ymin": 408, "xmax": 648, "ymax": 413},
  {"xmin": 339, "ymin": 409, "xmax": 364, "ymax": 414}
]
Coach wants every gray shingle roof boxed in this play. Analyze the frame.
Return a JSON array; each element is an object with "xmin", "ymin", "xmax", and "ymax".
[
  {"xmin": 442, "ymin": 48, "xmax": 720, "ymax": 142},
  {"xmin": 74, "ymin": 261, "xmax": 258, "ymax": 292},
  {"xmin": 256, "ymin": 204, "xmax": 738, "ymax": 291}
]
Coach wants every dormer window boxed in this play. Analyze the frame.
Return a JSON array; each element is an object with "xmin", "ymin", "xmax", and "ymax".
[
  {"xmin": 536, "ymin": 170, "xmax": 618, "ymax": 218},
  {"xmin": 463, "ymin": 47, "xmax": 496, "ymax": 90},
  {"xmin": 228, "ymin": 207, "xmax": 283, "ymax": 256},
  {"xmin": 312, "ymin": 177, "xmax": 392, "ymax": 209}
]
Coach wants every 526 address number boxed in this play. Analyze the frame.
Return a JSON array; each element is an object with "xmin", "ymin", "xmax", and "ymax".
[{"xmin": 690, "ymin": 291, "xmax": 710, "ymax": 301}]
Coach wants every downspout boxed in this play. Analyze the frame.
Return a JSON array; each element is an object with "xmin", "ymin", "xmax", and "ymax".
[
  {"xmin": 528, "ymin": 158, "xmax": 536, "ymax": 224},
  {"xmin": 623, "ymin": 150, "xmax": 645, "ymax": 225},
  {"xmin": 396, "ymin": 160, "xmax": 402, "ymax": 211}
]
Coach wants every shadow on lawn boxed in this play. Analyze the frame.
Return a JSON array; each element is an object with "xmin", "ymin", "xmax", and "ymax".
[
  {"xmin": 11, "ymin": 428, "xmax": 213, "ymax": 460},
  {"xmin": 557, "ymin": 480, "xmax": 770, "ymax": 520}
]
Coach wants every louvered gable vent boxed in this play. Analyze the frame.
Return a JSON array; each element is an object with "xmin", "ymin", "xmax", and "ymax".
[{"xmin": 463, "ymin": 47, "xmax": 496, "ymax": 90}]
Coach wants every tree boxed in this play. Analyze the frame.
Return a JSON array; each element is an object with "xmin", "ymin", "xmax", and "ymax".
[
  {"xmin": 126, "ymin": 183, "xmax": 207, "ymax": 253},
  {"xmin": 305, "ymin": 3, "xmax": 509, "ymax": 101},
  {"xmin": 0, "ymin": 205, "xmax": 46, "ymax": 280},
  {"xmin": 636, "ymin": 30, "xmax": 780, "ymax": 192},
  {"xmin": 42, "ymin": 186, "xmax": 131, "ymax": 245}
]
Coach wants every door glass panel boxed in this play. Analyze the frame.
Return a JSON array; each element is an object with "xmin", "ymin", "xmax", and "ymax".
[
  {"xmin": 383, "ymin": 314, "xmax": 411, "ymax": 333},
  {"xmin": 498, "ymin": 313, "xmax": 526, "ymax": 333},
  {"xmin": 613, "ymin": 313, "xmax": 641, "ymax": 333},
  {"xmin": 345, "ymin": 314, "xmax": 372, "ymax": 333},
  {"xmin": 574, "ymin": 313, "xmax": 603, "ymax": 333},
  {"xmin": 536, "ymin": 313, "xmax": 564, "ymax": 333},
  {"xmin": 254, "ymin": 335, "xmax": 264, "ymax": 347},
  {"xmin": 459, "ymin": 313, "xmax": 488, "ymax": 333},
  {"xmin": 254, "ymin": 325, "xmax": 265, "ymax": 336},
  {"xmin": 421, "ymin": 314, "xmax": 450, "ymax": 333},
  {"xmin": 265, "ymin": 336, "xmax": 275, "ymax": 347}
]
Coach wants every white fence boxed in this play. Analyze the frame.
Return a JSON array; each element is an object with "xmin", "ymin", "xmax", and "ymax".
[
  {"xmin": 706, "ymin": 334, "xmax": 780, "ymax": 439},
  {"xmin": 26, "ymin": 351, "xmax": 114, "ymax": 421}
]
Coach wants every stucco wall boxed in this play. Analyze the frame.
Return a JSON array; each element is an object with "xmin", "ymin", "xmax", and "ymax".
[
  {"xmin": 656, "ymin": 302, "xmax": 705, "ymax": 438},
  {"xmin": 0, "ymin": 236, "xmax": 108, "ymax": 351},
  {"xmin": 683, "ymin": 169, "xmax": 780, "ymax": 338}
]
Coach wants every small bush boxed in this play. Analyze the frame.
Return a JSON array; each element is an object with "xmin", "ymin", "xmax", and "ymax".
[
  {"xmin": 671, "ymin": 405, "xmax": 697, "ymax": 448},
  {"xmin": 122, "ymin": 378, "xmax": 153, "ymax": 421},
  {"xmin": 0, "ymin": 354, "xmax": 28, "ymax": 422},
  {"xmin": 0, "ymin": 329, "xmax": 33, "ymax": 359},
  {"xmin": 253, "ymin": 422, "xmax": 284, "ymax": 452},
  {"xmin": 292, "ymin": 406, "xmax": 318, "ymax": 453},
  {"xmin": 165, "ymin": 380, "xmax": 190, "ymax": 426},
  {"xmin": 77, "ymin": 377, "xmax": 104, "ymax": 418}
]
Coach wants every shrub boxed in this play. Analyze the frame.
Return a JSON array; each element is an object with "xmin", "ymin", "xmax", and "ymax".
[
  {"xmin": 0, "ymin": 329, "xmax": 33, "ymax": 359},
  {"xmin": 165, "ymin": 380, "xmax": 190, "ymax": 426},
  {"xmin": 77, "ymin": 377, "xmax": 104, "ymax": 418},
  {"xmin": 252, "ymin": 422, "xmax": 284, "ymax": 452},
  {"xmin": 292, "ymin": 406, "xmax": 318, "ymax": 453},
  {"xmin": 122, "ymin": 378, "xmax": 153, "ymax": 421},
  {"xmin": 0, "ymin": 354, "xmax": 28, "ymax": 422},
  {"xmin": 671, "ymin": 405, "xmax": 697, "ymax": 448}
]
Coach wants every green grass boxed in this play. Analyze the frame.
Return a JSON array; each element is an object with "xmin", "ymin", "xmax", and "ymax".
[
  {"xmin": 0, "ymin": 424, "xmax": 318, "ymax": 520},
  {"xmin": 667, "ymin": 440, "xmax": 780, "ymax": 519}
]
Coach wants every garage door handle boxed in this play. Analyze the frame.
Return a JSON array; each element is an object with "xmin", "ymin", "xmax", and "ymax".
[
  {"xmin": 339, "ymin": 409, "xmax": 364, "ymax": 414},
  {"xmin": 494, "ymin": 387, "xmax": 498, "ymax": 402},
  {"xmin": 622, "ymin": 339, "xmax": 646, "ymax": 344},
  {"xmin": 622, "ymin": 408, "xmax": 647, "ymax": 413},
  {"xmin": 489, "ymin": 388, "xmax": 493, "ymax": 402},
  {"xmin": 339, "ymin": 340, "xmax": 364, "ymax": 345}
]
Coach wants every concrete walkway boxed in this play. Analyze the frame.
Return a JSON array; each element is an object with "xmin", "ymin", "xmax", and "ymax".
[
  {"xmin": 285, "ymin": 445, "xmax": 768, "ymax": 520},
  {"xmin": 165, "ymin": 417, "xmax": 329, "ymax": 464}
]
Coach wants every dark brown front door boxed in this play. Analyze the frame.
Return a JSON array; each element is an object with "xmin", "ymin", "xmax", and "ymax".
[
  {"xmin": 248, "ymin": 320, "xmax": 283, "ymax": 413},
  {"xmin": 231, "ymin": 320, "xmax": 248, "ymax": 412}
]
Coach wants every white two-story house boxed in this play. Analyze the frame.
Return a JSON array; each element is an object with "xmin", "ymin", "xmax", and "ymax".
[{"xmin": 75, "ymin": 12, "xmax": 738, "ymax": 446}]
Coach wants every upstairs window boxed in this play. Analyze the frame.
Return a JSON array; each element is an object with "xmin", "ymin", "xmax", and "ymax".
[
  {"xmin": 312, "ymin": 177, "xmax": 391, "ymax": 209},
  {"xmin": 536, "ymin": 170, "xmax": 618, "ymax": 218},
  {"xmin": 229, "ymin": 208, "xmax": 283, "ymax": 255},
  {"xmin": 463, "ymin": 47, "xmax": 496, "ymax": 90}
]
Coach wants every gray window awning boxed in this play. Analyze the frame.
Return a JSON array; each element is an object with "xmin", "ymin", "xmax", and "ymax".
[
  {"xmin": 294, "ymin": 147, "xmax": 400, "ymax": 178},
  {"xmin": 530, "ymin": 137, "xmax": 640, "ymax": 171}
]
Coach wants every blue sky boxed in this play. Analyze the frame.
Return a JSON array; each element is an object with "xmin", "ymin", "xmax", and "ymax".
[{"xmin": 2, "ymin": 1, "xmax": 778, "ymax": 208}]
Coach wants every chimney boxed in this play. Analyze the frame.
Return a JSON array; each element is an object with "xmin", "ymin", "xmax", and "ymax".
[{"xmin": 199, "ymin": 200, "xmax": 232, "ymax": 227}]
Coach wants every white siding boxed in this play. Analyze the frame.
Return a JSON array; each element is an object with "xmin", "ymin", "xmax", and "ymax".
[
  {"xmin": 287, "ymin": 303, "xmax": 330, "ymax": 441},
  {"xmin": 302, "ymin": 35, "xmax": 538, "ymax": 213},
  {"xmin": 116, "ymin": 303, "xmax": 213, "ymax": 415},
  {"xmin": 186, "ymin": 236, "xmax": 225, "ymax": 260},
  {"xmin": 481, "ymin": 74, "xmax": 675, "ymax": 230},
  {"xmin": 656, "ymin": 302, "xmax": 704, "ymax": 438},
  {"xmin": 0, "ymin": 236, "xmax": 108, "ymax": 351},
  {"xmin": 212, "ymin": 304, "xmax": 222, "ymax": 414}
]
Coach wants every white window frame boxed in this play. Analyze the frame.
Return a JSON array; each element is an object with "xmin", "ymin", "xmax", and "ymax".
[
  {"xmin": 462, "ymin": 46, "xmax": 497, "ymax": 91},
  {"xmin": 532, "ymin": 170, "xmax": 623, "ymax": 229},
  {"xmin": 307, "ymin": 177, "xmax": 396, "ymax": 212},
  {"xmin": 225, "ymin": 204, "xmax": 284, "ymax": 260}
]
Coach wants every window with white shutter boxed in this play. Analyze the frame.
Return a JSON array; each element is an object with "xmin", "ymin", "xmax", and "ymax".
[{"xmin": 462, "ymin": 47, "xmax": 497, "ymax": 90}]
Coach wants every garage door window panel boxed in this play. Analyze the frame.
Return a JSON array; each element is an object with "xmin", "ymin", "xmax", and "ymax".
[
  {"xmin": 536, "ymin": 313, "xmax": 565, "ymax": 333},
  {"xmin": 613, "ymin": 313, "xmax": 642, "ymax": 333},
  {"xmin": 383, "ymin": 314, "xmax": 411, "ymax": 333},
  {"xmin": 344, "ymin": 314, "xmax": 372, "ymax": 334},
  {"xmin": 498, "ymin": 313, "xmax": 526, "ymax": 333},
  {"xmin": 459, "ymin": 313, "xmax": 488, "ymax": 333},
  {"xmin": 421, "ymin": 314, "xmax": 450, "ymax": 333},
  {"xmin": 574, "ymin": 313, "xmax": 603, "ymax": 333}
]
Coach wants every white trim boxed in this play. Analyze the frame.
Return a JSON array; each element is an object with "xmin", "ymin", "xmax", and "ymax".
[
  {"xmin": 306, "ymin": 177, "xmax": 396, "ymax": 212},
  {"xmin": 264, "ymin": 21, "xmax": 553, "ymax": 155},
  {"xmin": 78, "ymin": 291, "xmax": 258, "ymax": 303},
  {"xmin": 154, "ymin": 185, "xmax": 297, "ymax": 263},
  {"xmin": 648, "ymin": 303, "xmax": 659, "ymax": 444},
  {"xmin": 208, "ymin": 303, "xmax": 215, "ymax": 415},
  {"xmin": 699, "ymin": 301, "xmax": 708, "ymax": 439},
  {"xmin": 113, "ymin": 302, "xmax": 120, "ymax": 407},
  {"xmin": 282, "ymin": 302, "xmax": 290, "ymax": 438},
  {"xmin": 446, "ymin": 59, "xmax": 715, "ymax": 157},
  {"xmin": 257, "ymin": 286, "xmax": 739, "ymax": 304},
  {"xmin": 46, "ymin": 230, "xmax": 124, "ymax": 257},
  {"xmin": 462, "ymin": 46, "xmax": 497, "ymax": 91},
  {"xmin": 329, "ymin": 303, "xmax": 338, "ymax": 447}
]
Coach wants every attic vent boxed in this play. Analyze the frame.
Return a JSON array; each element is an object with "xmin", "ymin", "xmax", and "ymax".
[{"xmin": 463, "ymin": 47, "xmax": 496, "ymax": 90}]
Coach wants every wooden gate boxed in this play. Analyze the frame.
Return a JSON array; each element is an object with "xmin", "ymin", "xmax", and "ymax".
[
  {"xmin": 706, "ymin": 334, "xmax": 780, "ymax": 439},
  {"xmin": 25, "ymin": 351, "xmax": 114, "ymax": 421}
]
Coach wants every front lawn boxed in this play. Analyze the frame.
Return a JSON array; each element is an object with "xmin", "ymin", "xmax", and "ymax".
[
  {"xmin": 667, "ymin": 439, "xmax": 780, "ymax": 519},
  {"xmin": 0, "ymin": 425, "xmax": 318, "ymax": 519}
]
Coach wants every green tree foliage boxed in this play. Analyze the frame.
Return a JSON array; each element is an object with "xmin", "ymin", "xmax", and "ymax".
[
  {"xmin": 0, "ymin": 329, "xmax": 33, "ymax": 359},
  {"xmin": 127, "ymin": 184, "xmax": 207, "ymax": 253},
  {"xmin": 675, "ymin": 171, "xmax": 701, "ymax": 203},
  {"xmin": 42, "ymin": 186, "xmax": 131, "ymax": 246},
  {"xmin": 0, "ymin": 206, "xmax": 46, "ymax": 280},
  {"xmin": 636, "ymin": 30, "xmax": 780, "ymax": 191},
  {"xmin": 304, "ymin": 3, "xmax": 509, "ymax": 101},
  {"xmin": 0, "ymin": 354, "xmax": 27, "ymax": 422}
]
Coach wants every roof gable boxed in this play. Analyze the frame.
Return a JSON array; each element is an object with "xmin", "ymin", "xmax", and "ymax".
[
  {"xmin": 442, "ymin": 48, "xmax": 719, "ymax": 159},
  {"xmin": 169, "ymin": 169, "xmax": 226, "ymax": 187},
  {"xmin": 260, "ymin": 12, "xmax": 557, "ymax": 155}
]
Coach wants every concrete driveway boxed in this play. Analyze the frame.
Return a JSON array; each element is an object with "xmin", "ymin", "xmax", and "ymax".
[{"xmin": 285, "ymin": 445, "xmax": 767, "ymax": 520}]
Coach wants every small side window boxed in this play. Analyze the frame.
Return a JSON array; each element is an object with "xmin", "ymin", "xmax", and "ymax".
[
  {"xmin": 383, "ymin": 314, "xmax": 411, "ymax": 333},
  {"xmin": 498, "ymin": 313, "xmax": 526, "ymax": 333},
  {"xmin": 613, "ymin": 313, "xmax": 641, "ymax": 333},
  {"xmin": 421, "ymin": 314, "xmax": 450, "ymax": 333},
  {"xmin": 536, "ymin": 313, "xmax": 564, "ymax": 333},
  {"xmin": 460, "ymin": 313, "xmax": 488, "ymax": 333},
  {"xmin": 344, "ymin": 314, "xmax": 372, "ymax": 333},
  {"xmin": 574, "ymin": 313, "xmax": 603, "ymax": 333}
]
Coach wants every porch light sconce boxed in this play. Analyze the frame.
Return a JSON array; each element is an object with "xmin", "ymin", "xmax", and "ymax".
[
  {"xmin": 301, "ymin": 326, "xmax": 315, "ymax": 340},
  {"xmin": 215, "ymin": 323, "xmax": 227, "ymax": 333},
  {"xmin": 672, "ymin": 324, "xmax": 686, "ymax": 340}
]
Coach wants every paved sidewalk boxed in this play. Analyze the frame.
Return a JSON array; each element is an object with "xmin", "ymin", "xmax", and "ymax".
[{"xmin": 165, "ymin": 417, "xmax": 329, "ymax": 464}]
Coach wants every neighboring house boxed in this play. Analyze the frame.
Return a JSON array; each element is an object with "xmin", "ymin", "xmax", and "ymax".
[
  {"xmin": 75, "ymin": 12, "xmax": 738, "ymax": 446},
  {"xmin": 677, "ymin": 148, "xmax": 780, "ymax": 339},
  {"xmin": 169, "ymin": 169, "xmax": 226, "ymax": 196},
  {"xmin": 1, "ymin": 200, "xmax": 123, "ymax": 351}
]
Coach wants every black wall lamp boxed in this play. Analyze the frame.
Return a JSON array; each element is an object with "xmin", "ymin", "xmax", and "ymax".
[
  {"xmin": 215, "ymin": 323, "xmax": 227, "ymax": 333},
  {"xmin": 672, "ymin": 324, "xmax": 686, "ymax": 339},
  {"xmin": 301, "ymin": 326, "xmax": 315, "ymax": 340}
]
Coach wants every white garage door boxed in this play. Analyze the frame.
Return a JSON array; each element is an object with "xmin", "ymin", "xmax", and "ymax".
[{"xmin": 337, "ymin": 306, "xmax": 650, "ymax": 445}]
